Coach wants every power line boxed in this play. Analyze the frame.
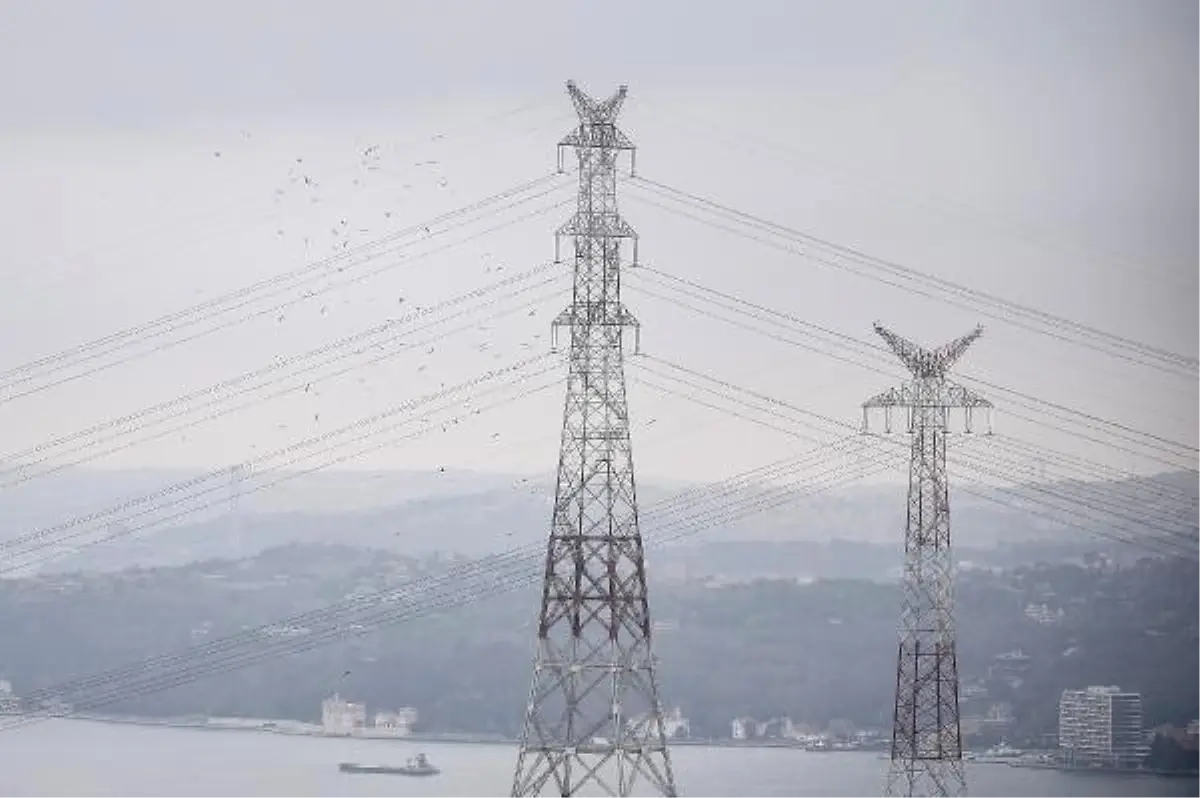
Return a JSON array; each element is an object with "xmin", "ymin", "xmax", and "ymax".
[
  {"xmin": 1, "ymin": 172, "xmax": 573, "ymax": 396},
  {"xmin": 634, "ymin": 363, "xmax": 1197, "ymax": 549},
  {"xmin": 18, "ymin": 440, "xmax": 863, "ymax": 713},
  {"xmin": 4, "ymin": 88, "xmax": 1190, "ymax": 758},
  {"xmin": 625, "ymin": 267, "xmax": 1197, "ymax": 469},
  {"xmin": 628, "ymin": 276, "xmax": 1198, "ymax": 509},
  {"xmin": 981, "ymin": 436, "xmax": 1197, "ymax": 526},
  {"xmin": 19, "ymin": 97, "xmax": 566, "ymax": 293},
  {"xmin": 1, "ymin": 435, "xmax": 890, "ymax": 734},
  {"xmin": 629, "ymin": 278, "xmax": 1194, "ymax": 477},
  {"xmin": 630, "ymin": 367, "xmax": 1194, "ymax": 559},
  {"xmin": 1, "ymin": 267, "xmax": 567, "ymax": 487},
  {"xmin": 638, "ymin": 103, "xmax": 1192, "ymax": 294},
  {"xmin": 5, "ymin": 390, "xmax": 1186, "ymax": 734},
  {"xmin": 0, "ymin": 185, "xmax": 573, "ymax": 413},
  {"xmin": 635, "ymin": 354, "xmax": 1197, "ymax": 555},
  {"xmin": 629, "ymin": 357, "xmax": 1197, "ymax": 559},
  {"xmin": 623, "ymin": 177, "xmax": 1198, "ymax": 379},
  {"xmin": 1, "ymin": 354, "xmax": 562, "ymax": 569}
]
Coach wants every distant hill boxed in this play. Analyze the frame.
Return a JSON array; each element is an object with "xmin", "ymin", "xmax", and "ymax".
[{"xmin": 0, "ymin": 465, "xmax": 1193, "ymax": 575}]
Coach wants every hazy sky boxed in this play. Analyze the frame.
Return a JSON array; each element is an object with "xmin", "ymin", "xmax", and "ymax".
[{"xmin": 0, "ymin": 0, "xmax": 1194, "ymax": 504}]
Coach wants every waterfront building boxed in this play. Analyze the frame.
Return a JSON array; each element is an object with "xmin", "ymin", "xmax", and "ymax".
[
  {"xmin": 1058, "ymin": 685, "xmax": 1149, "ymax": 768},
  {"xmin": 321, "ymin": 694, "xmax": 366, "ymax": 736},
  {"xmin": 373, "ymin": 707, "xmax": 418, "ymax": 736}
]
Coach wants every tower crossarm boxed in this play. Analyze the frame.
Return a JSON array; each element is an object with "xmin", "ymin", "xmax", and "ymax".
[
  {"xmin": 559, "ymin": 83, "xmax": 635, "ymax": 153},
  {"xmin": 863, "ymin": 386, "xmax": 905, "ymax": 410},
  {"xmin": 558, "ymin": 82, "xmax": 636, "ymax": 178},
  {"xmin": 557, "ymin": 213, "xmax": 638, "ymax": 241},
  {"xmin": 942, "ymin": 381, "xmax": 991, "ymax": 410},
  {"xmin": 862, "ymin": 379, "xmax": 992, "ymax": 435},
  {"xmin": 933, "ymin": 326, "xmax": 984, "ymax": 372},
  {"xmin": 874, "ymin": 323, "xmax": 984, "ymax": 379},
  {"xmin": 551, "ymin": 303, "xmax": 641, "ymax": 353},
  {"xmin": 862, "ymin": 380, "xmax": 992, "ymax": 411},
  {"xmin": 553, "ymin": 81, "xmax": 637, "ymax": 237},
  {"xmin": 555, "ymin": 213, "xmax": 639, "ymax": 267},
  {"xmin": 568, "ymin": 81, "xmax": 628, "ymax": 126}
]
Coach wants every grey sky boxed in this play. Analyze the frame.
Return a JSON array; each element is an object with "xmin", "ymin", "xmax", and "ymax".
[{"xmin": 0, "ymin": 0, "xmax": 1194, "ymax": 497}]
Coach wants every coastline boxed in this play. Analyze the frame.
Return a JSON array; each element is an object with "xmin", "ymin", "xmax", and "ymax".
[
  {"xmin": 1005, "ymin": 759, "xmax": 1199, "ymax": 778},
  {"xmin": 46, "ymin": 714, "xmax": 1200, "ymax": 778},
  {"xmin": 60, "ymin": 712, "xmax": 881, "ymax": 752}
]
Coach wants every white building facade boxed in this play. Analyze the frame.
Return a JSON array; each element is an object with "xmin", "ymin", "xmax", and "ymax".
[
  {"xmin": 626, "ymin": 707, "xmax": 690, "ymax": 740},
  {"xmin": 0, "ymin": 679, "xmax": 17, "ymax": 714},
  {"xmin": 373, "ymin": 707, "xmax": 419, "ymax": 736},
  {"xmin": 1059, "ymin": 685, "xmax": 1149, "ymax": 767},
  {"xmin": 321, "ymin": 694, "xmax": 366, "ymax": 736}
]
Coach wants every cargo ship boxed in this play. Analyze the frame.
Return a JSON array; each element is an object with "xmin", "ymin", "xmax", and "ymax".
[{"xmin": 338, "ymin": 753, "xmax": 439, "ymax": 777}]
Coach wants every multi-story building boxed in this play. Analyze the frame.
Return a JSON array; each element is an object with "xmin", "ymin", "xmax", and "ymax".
[
  {"xmin": 1058, "ymin": 686, "xmax": 1149, "ymax": 768},
  {"xmin": 627, "ymin": 707, "xmax": 690, "ymax": 740},
  {"xmin": 0, "ymin": 679, "xmax": 18, "ymax": 714},
  {"xmin": 321, "ymin": 693, "xmax": 366, "ymax": 736},
  {"xmin": 373, "ymin": 707, "xmax": 419, "ymax": 736},
  {"xmin": 731, "ymin": 717, "xmax": 755, "ymax": 740}
]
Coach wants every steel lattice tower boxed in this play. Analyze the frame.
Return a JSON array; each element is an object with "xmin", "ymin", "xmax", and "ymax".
[
  {"xmin": 862, "ymin": 323, "xmax": 992, "ymax": 798},
  {"xmin": 512, "ymin": 81, "xmax": 677, "ymax": 798}
]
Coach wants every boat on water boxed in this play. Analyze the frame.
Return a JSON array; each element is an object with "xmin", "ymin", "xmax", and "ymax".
[
  {"xmin": 982, "ymin": 741, "xmax": 1023, "ymax": 759},
  {"xmin": 338, "ymin": 753, "xmax": 439, "ymax": 777}
]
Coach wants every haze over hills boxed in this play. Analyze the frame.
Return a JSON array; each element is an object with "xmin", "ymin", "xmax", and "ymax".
[
  {"xmin": 2, "ymin": 465, "xmax": 1192, "ymax": 576},
  {"xmin": 1, "ymin": 540, "xmax": 1194, "ymax": 742}
]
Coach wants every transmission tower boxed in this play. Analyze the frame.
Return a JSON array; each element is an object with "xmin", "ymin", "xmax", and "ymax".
[
  {"xmin": 862, "ymin": 323, "xmax": 992, "ymax": 798},
  {"xmin": 511, "ymin": 81, "xmax": 677, "ymax": 798}
]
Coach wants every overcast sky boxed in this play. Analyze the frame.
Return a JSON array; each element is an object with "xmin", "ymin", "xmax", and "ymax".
[{"xmin": 0, "ymin": 0, "xmax": 1194, "ymax": 506}]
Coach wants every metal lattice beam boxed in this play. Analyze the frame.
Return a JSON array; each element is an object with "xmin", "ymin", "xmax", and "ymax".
[
  {"xmin": 512, "ymin": 81, "xmax": 677, "ymax": 798},
  {"xmin": 864, "ymin": 324, "xmax": 992, "ymax": 798}
]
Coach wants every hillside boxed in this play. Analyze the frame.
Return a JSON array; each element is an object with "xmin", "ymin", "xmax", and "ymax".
[{"xmin": 0, "ymin": 543, "xmax": 1194, "ymax": 743}]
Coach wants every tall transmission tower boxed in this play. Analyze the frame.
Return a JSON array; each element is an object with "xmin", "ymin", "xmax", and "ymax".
[
  {"xmin": 862, "ymin": 323, "xmax": 992, "ymax": 798},
  {"xmin": 512, "ymin": 81, "xmax": 677, "ymax": 798}
]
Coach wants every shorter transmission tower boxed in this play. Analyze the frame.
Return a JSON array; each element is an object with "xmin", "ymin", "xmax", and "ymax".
[{"xmin": 862, "ymin": 323, "xmax": 991, "ymax": 798}]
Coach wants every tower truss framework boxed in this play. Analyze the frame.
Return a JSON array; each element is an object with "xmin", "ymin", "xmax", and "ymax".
[
  {"xmin": 511, "ymin": 81, "xmax": 677, "ymax": 798},
  {"xmin": 863, "ymin": 323, "xmax": 992, "ymax": 798}
]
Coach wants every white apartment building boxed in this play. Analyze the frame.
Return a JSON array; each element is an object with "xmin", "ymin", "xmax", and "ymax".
[
  {"xmin": 0, "ymin": 679, "xmax": 17, "ymax": 714},
  {"xmin": 626, "ymin": 707, "xmax": 690, "ymax": 740},
  {"xmin": 1059, "ymin": 686, "xmax": 1149, "ymax": 767},
  {"xmin": 374, "ymin": 707, "xmax": 419, "ymax": 736},
  {"xmin": 321, "ymin": 693, "xmax": 366, "ymax": 736}
]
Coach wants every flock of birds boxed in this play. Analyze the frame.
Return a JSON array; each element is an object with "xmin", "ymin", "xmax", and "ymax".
[{"xmin": 200, "ymin": 129, "xmax": 577, "ymax": 517}]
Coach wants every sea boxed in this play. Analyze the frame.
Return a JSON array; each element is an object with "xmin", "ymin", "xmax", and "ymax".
[{"xmin": 2, "ymin": 719, "xmax": 1195, "ymax": 797}]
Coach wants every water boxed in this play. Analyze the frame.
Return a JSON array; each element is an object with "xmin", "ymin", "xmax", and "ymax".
[{"xmin": 2, "ymin": 720, "xmax": 1195, "ymax": 797}]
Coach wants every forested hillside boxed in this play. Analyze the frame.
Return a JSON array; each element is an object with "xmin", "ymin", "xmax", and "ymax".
[{"xmin": 1, "ymin": 543, "xmax": 1194, "ymax": 743}]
